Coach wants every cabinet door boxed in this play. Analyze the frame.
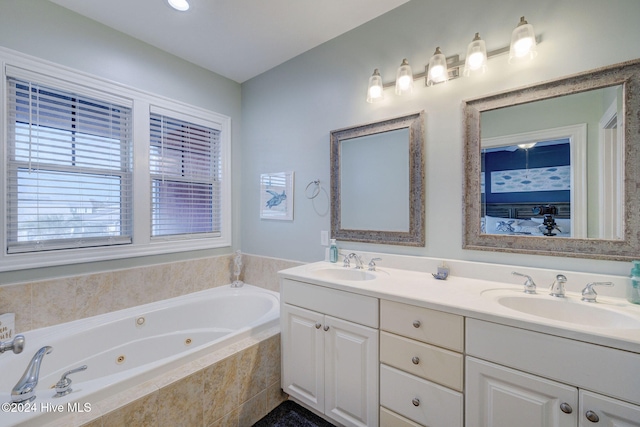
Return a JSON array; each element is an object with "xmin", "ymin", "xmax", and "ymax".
[
  {"xmin": 281, "ymin": 303, "xmax": 325, "ymax": 412},
  {"xmin": 580, "ymin": 390, "xmax": 640, "ymax": 427},
  {"xmin": 324, "ymin": 315, "xmax": 379, "ymax": 427},
  {"xmin": 466, "ymin": 357, "xmax": 577, "ymax": 427}
]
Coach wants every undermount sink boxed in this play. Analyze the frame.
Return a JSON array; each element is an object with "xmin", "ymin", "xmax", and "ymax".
[
  {"xmin": 310, "ymin": 267, "xmax": 376, "ymax": 281},
  {"xmin": 484, "ymin": 291, "xmax": 640, "ymax": 329}
]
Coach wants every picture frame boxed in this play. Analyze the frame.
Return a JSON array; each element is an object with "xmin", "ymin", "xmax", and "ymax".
[{"xmin": 260, "ymin": 171, "xmax": 294, "ymax": 220}]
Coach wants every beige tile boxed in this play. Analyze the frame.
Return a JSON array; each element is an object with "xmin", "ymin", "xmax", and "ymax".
[
  {"xmin": 0, "ymin": 282, "xmax": 32, "ymax": 332},
  {"xmin": 203, "ymin": 354, "xmax": 239, "ymax": 424},
  {"xmin": 74, "ymin": 272, "xmax": 114, "ymax": 319},
  {"xmin": 237, "ymin": 390, "xmax": 267, "ymax": 427},
  {"xmin": 31, "ymin": 278, "xmax": 77, "ymax": 329},
  {"xmin": 263, "ymin": 334, "xmax": 281, "ymax": 387},
  {"xmin": 209, "ymin": 408, "xmax": 239, "ymax": 427},
  {"xmin": 237, "ymin": 343, "xmax": 266, "ymax": 404},
  {"xmin": 101, "ymin": 391, "xmax": 159, "ymax": 427},
  {"xmin": 266, "ymin": 383, "xmax": 288, "ymax": 414},
  {"xmin": 157, "ymin": 372, "xmax": 204, "ymax": 427}
]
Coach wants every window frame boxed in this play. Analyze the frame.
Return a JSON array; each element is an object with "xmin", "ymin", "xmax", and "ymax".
[{"xmin": 0, "ymin": 48, "xmax": 231, "ymax": 272}]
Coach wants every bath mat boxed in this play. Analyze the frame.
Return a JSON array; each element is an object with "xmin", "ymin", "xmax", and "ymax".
[{"xmin": 252, "ymin": 400, "xmax": 336, "ymax": 427}]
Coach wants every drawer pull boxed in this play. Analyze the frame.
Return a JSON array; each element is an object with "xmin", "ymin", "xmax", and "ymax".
[
  {"xmin": 411, "ymin": 356, "xmax": 420, "ymax": 365},
  {"xmin": 323, "ymin": 325, "xmax": 330, "ymax": 331},
  {"xmin": 412, "ymin": 398, "xmax": 420, "ymax": 407},
  {"xmin": 585, "ymin": 410, "xmax": 600, "ymax": 423},
  {"xmin": 560, "ymin": 402, "xmax": 573, "ymax": 414},
  {"xmin": 412, "ymin": 320, "xmax": 421, "ymax": 328},
  {"xmin": 315, "ymin": 323, "xmax": 322, "ymax": 329}
]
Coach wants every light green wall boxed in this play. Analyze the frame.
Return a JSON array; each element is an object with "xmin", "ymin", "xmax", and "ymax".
[
  {"xmin": 0, "ymin": 0, "xmax": 242, "ymax": 283},
  {"xmin": 240, "ymin": 0, "xmax": 640, "ymax": 276}
]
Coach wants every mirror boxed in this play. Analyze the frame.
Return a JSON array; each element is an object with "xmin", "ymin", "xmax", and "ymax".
[
  {"xmin": 463, "ymin": 59, "xmax": 640, "ymax": 260},
  {"xmin": 331, "ymin": 111, "xmax": 425, "ymax": 246}
]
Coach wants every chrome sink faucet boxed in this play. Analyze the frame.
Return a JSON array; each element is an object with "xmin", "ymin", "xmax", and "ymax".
[
  {"xmin": 549, "ymin": 274, "xmax": 567, "ymax": 298},
  {"xmin": 11, "ymin": 346, "xmax": 52, "ymax": 403},
  {"xmin": 512, "ymin": 272, "xmax": 537, "ymax": 294},
  {"xmin": 347, "ymin": 253, "xmax": 364, "ymax": 269}
]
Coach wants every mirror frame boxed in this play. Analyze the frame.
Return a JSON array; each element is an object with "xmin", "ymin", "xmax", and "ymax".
[
  {"xmin": 331, "ymin": 111, "xmax": 425, "ymax": 246},
  {"xmin": 463, "ymin": 59, "xmax": 640, "ymax": 261}
]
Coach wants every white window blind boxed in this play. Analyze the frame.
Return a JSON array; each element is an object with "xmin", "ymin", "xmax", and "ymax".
[
  {"xmin": 149, "ymin": 110, "xmax": 222, "ymax": 238},
  {"xmin": 6, "ymin": 76, "xmax": 133, "ymax": 253}
]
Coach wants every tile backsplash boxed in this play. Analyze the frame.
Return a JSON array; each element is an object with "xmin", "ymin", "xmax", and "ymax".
[{"xmin": 0, "ymin": 253, "xmax": 302, "ymax": 333}]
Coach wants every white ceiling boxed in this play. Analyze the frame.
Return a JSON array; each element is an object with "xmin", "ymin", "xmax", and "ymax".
[{"xmin": 48, "ymin": 0, "xmax": 409, "ymax": 83}]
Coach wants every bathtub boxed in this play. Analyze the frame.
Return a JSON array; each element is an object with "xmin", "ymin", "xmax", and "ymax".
[{"xmin": 0, "ymin": 284, "xmax": 280, "ymax": 427}]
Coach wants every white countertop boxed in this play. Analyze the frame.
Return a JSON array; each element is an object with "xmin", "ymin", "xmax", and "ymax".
[{"xmin": 278, "ymin": 261, "xmax": 640, "ymax": 353}]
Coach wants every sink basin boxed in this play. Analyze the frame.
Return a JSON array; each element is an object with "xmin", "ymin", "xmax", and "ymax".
[
  {"xmin": 484, "ymin": 291, "xmax": 640, "ymax": 329},
  {"xmin": 310, "ymin": 267, "xmax": 376, "ymax": 281}
]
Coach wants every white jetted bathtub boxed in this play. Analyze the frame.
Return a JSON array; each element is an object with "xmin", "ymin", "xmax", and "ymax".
[{"xmin": 0, "ymin": 284, "xmax": 280, "ymax": 426}]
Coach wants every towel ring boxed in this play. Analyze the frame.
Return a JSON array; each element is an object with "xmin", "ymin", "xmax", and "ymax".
[{"xmin": 305, "ymin": 179, "xmax": 321, "ymax": 199}]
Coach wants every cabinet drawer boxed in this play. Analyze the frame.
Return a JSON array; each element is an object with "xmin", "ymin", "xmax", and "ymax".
[
  {"xmin": 380, "ymin": 364, "xmax": 462, "ymax": 427},
  {"xmin": 281, "ymin": 279, "xmax": 378, "ymax": 327},
  {"xmin": 380, "ymin": 299, "xmax": 463, "ymax": 351},
  {"xmin": 380, "ymin": 331, "xmax": 463, "ymax": 391},
  {"xmin": 380, "ymin": 407, "xmax": 423, "ymax": 427}
]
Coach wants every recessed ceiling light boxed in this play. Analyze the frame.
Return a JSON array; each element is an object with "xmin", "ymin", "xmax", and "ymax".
[{"xmin": 167, "ymin": 0, "xmax": 189, "ymax": 11}]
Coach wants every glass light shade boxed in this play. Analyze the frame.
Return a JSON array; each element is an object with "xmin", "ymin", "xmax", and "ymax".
[
  {"xmin": 395, "ymin": 59, "xmax": 414, "ymax": 95},
  {"xmin": 463, "ymin": 33, "xmax": 487, "ymax": 76},
  {"xmin": 168, "ymin": 0, "xmax": 190, "ymax": 11},
  {"xmin": 366, "ymin": 69, "xmax": 384, "ymax": 103},
  {"xmin": 509, "ymin": 16, "xmax": 537, "ymax": 63},
  {"xmin": 427, "ymin": 47, "xmax": 448, "ymax": 86},
  {"xmin": 518, "ymin": 142, "xmax": 537, "ymax": 149}
]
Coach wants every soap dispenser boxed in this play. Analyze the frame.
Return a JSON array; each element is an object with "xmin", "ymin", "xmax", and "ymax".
[
  {"xmin": 628, "ymin": 260, "xmax": 640, "ymax": 304},
  {"xmin": 329, "ymin": 239, "xmax": 338, "ymax": 263}
]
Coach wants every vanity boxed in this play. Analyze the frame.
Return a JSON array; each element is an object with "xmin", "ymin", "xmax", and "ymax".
[{"xmin": 279, "ymin": 259, "xmax": 640, "ymax": 427}]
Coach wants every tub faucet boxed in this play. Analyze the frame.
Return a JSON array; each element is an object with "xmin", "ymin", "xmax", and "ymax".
[
  {"xmin": 11, "ymin": 346, "xmax": 52, "ymax": 403},
  {"xmin": 549, "ymin": 274, "xmax": 567, "ymax": 298},
  {"xmin": 0, "ymin": 334, "xmax": 25, "ymax": 355}
]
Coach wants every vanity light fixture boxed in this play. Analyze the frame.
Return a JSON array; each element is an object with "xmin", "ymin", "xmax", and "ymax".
[
  {"xmin": 426, "ymin": 47, "xmax": 448, "ymax": 86},
  {"xmin": 167, "ymin": 0, "xmax": 190, "ymax": 11},
  {"xmin": 365, "ymin": 15, "xmax": 540, "ymax": 103},
  {"xmin": 463, "ymin": 33, "xmax": 488, "ymax": 76},
  {"xmin": 509, "ymin": 16, "xmax": 537, "ymax": 63},
  {"xmin": 395, "ymin": 59, "xmax": 414, "ymax": 95},
  {"xmin": 366, "ymin": 69, "xmax": 384, "ymax": 103}
]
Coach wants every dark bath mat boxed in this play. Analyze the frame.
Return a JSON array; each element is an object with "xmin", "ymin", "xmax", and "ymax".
[{"xmin": 252, "ymin": 400, "xmax": 336, "ymax": 427}]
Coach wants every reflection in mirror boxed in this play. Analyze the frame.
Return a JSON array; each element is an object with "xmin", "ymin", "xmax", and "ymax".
[
  {"xmin": 480, "ymin": 85, "xmax": 623, "ymax": 240},
  {"xmin": 331, "ymin": 111, "xmax": 425, "ymax": 246},
  {"xmin": 463, "ymin": 59, "xmax": 640, "ymax": 260}
]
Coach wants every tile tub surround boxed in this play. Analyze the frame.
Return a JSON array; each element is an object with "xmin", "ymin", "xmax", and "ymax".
[
  {"xmin": 0, "ymin": 253, "xmax": 301, "ymax": 333},
  {"xmin": 43, "ymin": 328, "xmax": 285, "ymax": 427}
]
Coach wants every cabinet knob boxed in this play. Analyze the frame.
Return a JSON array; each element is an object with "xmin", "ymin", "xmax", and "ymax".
[
  {"xmin": 585, "ymin": 410, "xmax": 600, "ymax": 423},
  {"xmin": 315, "ymin": 323, "xmax": 322, "ymax": 329},
  {"xmin": 412, "ymin": 398, "xmax": 420, "ymax": 407},
  {"xmin": 323, "ymin": 325, "xmax": 330, "ymax": 331},
  {"xmin": 560, "ymin": 402, "xmax": 573, "ymax": 414},
  {"xmin": 412, "ymin": 320, "xmax": 421, "ymax": 328},
  {"xmin": 411, "ymin": 356, "xmax": 420, "ymax": 365}
]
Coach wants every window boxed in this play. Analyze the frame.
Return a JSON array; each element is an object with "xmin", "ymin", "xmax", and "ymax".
[
  {"xmin": 1, "ymin": 52, "xmax": 231, "ymax": 271},
  {"xmin": 149, "ymin": 109, "xmax": 222, "ymax": 238},
  {"xmin": 5, "ymin": 76, "xmax": 132, "ymax": 253}
]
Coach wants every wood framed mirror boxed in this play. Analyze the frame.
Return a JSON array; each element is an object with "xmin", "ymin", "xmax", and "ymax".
[
  {"xmin": 330, "ymin": 111, "xmax": 425, "ymax": 246},
  {"xmin": 463, "ymin": 59, "xmax": 640, "ymax": 260}
]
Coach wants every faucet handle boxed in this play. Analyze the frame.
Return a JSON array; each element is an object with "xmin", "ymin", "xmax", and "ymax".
[
  {"xmin": 0, "ymin": 334, "xmax": 25, "ymax": 355},
  {"xmin": 512, "ymin": 272, "xmax": 536, "ymax": 294},
  {"xmin": 342, "ymin": 254, "xmax": 350, "ymax": 268},
  {"xmin": 54, "ymin": 365, "xmax": 88, "ymax": 397},
  {"xmin": 368, "ymin": 258, "xmax": 382, "ymax": 271},
  {"xmin": 581, "ymin": 282, "xmax": 614, "ymax": 303}
]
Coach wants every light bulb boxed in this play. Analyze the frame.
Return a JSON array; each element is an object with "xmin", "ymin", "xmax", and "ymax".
[
  {"xmin": 426, "ymin": 47, "xmax": 448, "ymax": 86},
  {"xmin": 467, "ymin": 52, "xmax": 485, "ymax": 70},
  {"xmin": 168, "ymin": 0, "xmax": 189, "ymax": 11},
  {"xmin": 509, "ymin": 16, "xmax": 537, "ymax": 63},
  {"xmin": 395, "ymin": 59, "xmax": 414, "ymax": 95},
  {"xmin": 463, "ymin": 33, "xmax": 487, "ymax": 76},
  {"xmin": 366, "ymin": 69, "xmax": 384, "ymax": 103},
  {"xmin": 398, "ymin": 75, "xmax": 412, "ymax": 91}
]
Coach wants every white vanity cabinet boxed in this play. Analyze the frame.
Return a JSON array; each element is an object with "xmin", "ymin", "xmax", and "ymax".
[
  {"xmin": 466, "ymin": 318, "xmax": 640, "ymax": 427},
  {"xmin": 379, "ymin": 299, "xmax": 465, "ymax": 427},
  {"xmin": 280, "ymin": 279, "xmax": 379, "ymax": 427}
]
